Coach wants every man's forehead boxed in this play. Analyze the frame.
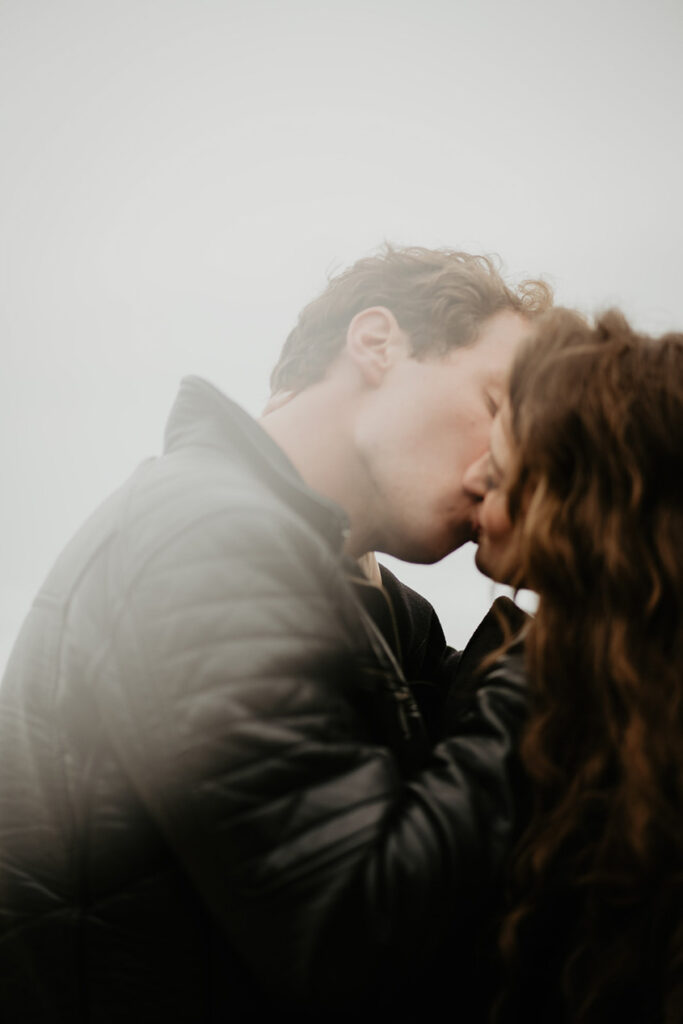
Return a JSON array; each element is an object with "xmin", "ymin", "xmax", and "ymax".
[
  {"xmin": 417, "ymin": 311, "xmax": 530, "ymax": 387},
  {"xmin": 465, "ymin": 311, "xmax": 530, "ymax": 376},
  {"xmin": 440, "ymin": 340, "xmax": 517, "ymax": 382}
]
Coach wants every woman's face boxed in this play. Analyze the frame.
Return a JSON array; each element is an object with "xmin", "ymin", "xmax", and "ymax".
[{"xmin": 463, "ymin": 402, "xmax": 517, "ymax": 582}]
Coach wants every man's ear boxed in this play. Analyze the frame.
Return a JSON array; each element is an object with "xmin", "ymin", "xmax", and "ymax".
[{"xmin": 345, "ymin": 306, "xmax": 408, "ymax": 385}]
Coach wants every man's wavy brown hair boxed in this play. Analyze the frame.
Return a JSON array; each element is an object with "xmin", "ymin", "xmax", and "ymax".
[
  {"xmin": 270, "ymin": 244, "xmax": 552, "ymax": 392},
  {"xmin": 497, "ymin": 308, "xmax": 683, "ymax": 1022}
]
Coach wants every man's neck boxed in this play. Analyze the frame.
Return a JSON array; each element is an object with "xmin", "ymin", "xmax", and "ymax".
[{"xmin": 259, "ymin": 381, "xmax": 377, "ymax": 558}]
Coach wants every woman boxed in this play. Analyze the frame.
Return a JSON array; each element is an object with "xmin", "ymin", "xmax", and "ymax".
[{"xmin": 464, "ymin": 308, "xmax": 683, "ymax": 1023}]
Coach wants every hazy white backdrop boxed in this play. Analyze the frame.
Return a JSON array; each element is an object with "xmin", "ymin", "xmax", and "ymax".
[{"xmin": 2, "ymin": 0, "xmax": 682, "ymax": 672}]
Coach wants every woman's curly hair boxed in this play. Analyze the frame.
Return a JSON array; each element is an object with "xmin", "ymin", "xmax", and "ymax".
[{"xmin": 496, "ymin": 308, "xmax": 683, "ymax": 1022}]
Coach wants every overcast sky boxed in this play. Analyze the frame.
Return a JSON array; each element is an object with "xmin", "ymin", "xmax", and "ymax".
[{"xmin": 2, "ymin": 0, "xmax": 682, "ymax": 670}]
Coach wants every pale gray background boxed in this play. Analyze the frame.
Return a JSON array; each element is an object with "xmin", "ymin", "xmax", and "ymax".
[{"xmin": 2, "ymin": 0, "xmax": 682, "ymax": 672}]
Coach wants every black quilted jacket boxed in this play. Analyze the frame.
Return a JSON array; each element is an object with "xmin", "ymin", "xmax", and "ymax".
[{"xmin": 0, "ymin": 377, "xmax": 527, "ymax": 1022}]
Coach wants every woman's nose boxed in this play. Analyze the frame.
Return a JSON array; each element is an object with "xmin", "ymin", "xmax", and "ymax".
[{"xmin": 463, "ymin": 451, "xmax": 488, "ymax": 499}]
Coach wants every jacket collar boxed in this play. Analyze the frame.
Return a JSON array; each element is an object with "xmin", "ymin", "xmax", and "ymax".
[{"xmin": 164, "ymin": 376, "xmax": 350, "ymax": 553}]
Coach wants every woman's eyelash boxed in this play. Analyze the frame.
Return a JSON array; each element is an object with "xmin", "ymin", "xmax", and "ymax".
[{"xmin": 484, "ymin": 454, "xmax": 501, "ymax": 490}]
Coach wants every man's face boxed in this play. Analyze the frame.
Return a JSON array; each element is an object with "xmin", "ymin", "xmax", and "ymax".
[
  {"xmin": 464, "ymin": 401, "xmax": 518, "ymax": 582},
  {"xmin": 354, "ymin": 309, "xmax": 531, "ymax": 563}
]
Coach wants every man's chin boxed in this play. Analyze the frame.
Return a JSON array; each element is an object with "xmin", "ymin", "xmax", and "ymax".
[
  {"xmin": 424, "ymin": 527, "xmax": 474, "ymax": 564},
  {"xmin": 383, "ymin": 531, "xmax": 465, "ymax": 566}
]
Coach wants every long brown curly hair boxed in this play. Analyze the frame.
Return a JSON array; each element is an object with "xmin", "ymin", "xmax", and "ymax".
[{"xmin": 495, "ymin": 308, "xmax": 683, "ymax": 1022}]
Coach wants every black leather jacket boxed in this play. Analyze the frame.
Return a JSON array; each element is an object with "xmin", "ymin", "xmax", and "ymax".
[{"xmin": 0, "ymin": 377, "xmax": 527, "ymax": 1022}]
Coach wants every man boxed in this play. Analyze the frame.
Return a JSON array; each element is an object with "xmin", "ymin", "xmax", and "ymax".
[{"xmin": 0, "ymin": 246, "xmax": 551, "ymax": 1021}]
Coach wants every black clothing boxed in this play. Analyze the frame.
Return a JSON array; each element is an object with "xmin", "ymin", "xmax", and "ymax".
[{"xmin": 0, "ymin": 377, "xmax": 528, "ymax": 1022}]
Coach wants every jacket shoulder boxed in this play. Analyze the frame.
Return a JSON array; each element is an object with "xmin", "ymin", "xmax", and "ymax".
[{"xmin": 105, "ymin": 445, "xmax": 336, "ymax": 591}]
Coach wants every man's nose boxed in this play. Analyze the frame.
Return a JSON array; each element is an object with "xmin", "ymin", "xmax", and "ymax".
[{"xmin": 463, "ymin": 451, "xmax": 488, "ymax": 499}]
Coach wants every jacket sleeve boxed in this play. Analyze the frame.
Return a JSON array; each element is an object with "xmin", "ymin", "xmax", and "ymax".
[
  {"xmin": 96, "ymin": 505, "xmax": 528, "ymax": 1010},
  {"xmin": 378, "ymin": 565, "xmax": 530, "ymax": 741},
  {"xmin": 376, "ymin": 562, "xmax": 463, "ymax": 737}
]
